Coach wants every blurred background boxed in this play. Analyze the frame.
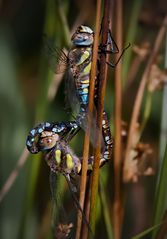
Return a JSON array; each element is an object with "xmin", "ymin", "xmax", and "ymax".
[{"xmin": 0, "ymin": 0, "xmax": 167, "ymax": 238}]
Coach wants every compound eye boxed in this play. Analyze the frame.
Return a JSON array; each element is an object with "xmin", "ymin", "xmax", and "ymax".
[
  {"xmin": 84, "ymin": 35, "xmax": 88, "ymax": 39},
  {"xmin": 38, "ymin": 132, "xmax": 59, "ymax": 150}
]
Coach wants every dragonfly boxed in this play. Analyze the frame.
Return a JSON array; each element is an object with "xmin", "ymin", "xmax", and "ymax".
[
  {"xmin": 26, "ymin": 119, "xmax": 112, "ymax": 238},
  {"xmin": 26, "ymin": 120, "xmax": 112, "ymax": 186}
]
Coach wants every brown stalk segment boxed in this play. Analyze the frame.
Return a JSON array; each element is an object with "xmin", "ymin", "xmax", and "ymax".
[
  {"xmin": 123, "ymin": 15, "xmax": 167, "ymax": 182},
  {"xmin": 89, "ymin": 0, "xmax": 111, "ymax": 236},
  {"xmin": 113, "ymin": 0, "xmax": 123, "ymax": 239},
  {"xmin": 75, "ymin": 1, "xmax": 102, "ymax": 238},
  {"xmin": 0, "ymin": 147, "xmax": 29, "ymax": 203}
]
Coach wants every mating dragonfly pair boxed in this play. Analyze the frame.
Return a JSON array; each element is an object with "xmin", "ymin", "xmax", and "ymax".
[
  {"xmin": 26, "ymin": 25, "xmax": 117, "ymax": 184},
  {"xmin": 26, "ymin": 25, "xmax": 127, "ymax": 237}
]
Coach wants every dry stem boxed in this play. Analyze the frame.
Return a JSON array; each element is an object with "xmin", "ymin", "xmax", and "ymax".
[
  {"xmin": 75, "ymin": 1, "xmax": 102, "ymax": 238},
  {"xmin": 89, "ymin": 0, "xmax": 110, "ymax": 236},
  {"xmin": 0, "ymin": 147, "xmax": 29, "ymax": 203},
  {"xmin": 113, "ymin": 0, "xmax": 123, "ymax": 238}
]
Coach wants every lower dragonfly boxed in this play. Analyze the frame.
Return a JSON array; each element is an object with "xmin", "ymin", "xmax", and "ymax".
[{"xmin": 26, "ymin": 119, "xmax": 112, "ymax": 238}]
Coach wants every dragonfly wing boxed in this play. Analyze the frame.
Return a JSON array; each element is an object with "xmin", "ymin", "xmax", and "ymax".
[
  {"xmin": 49, "ymin": 171, "xmax": 72, "ymax": 237},
  {"xmin": 43, "ymin": 35, "xmax": 69, "ymax": 74},
  {"xmin": 65, "ymin": 176, "xmax": 94, "ymax": 239},
  {"xmin": 64, "ymin": 70, "xmax": 80, "ymax": 116}
]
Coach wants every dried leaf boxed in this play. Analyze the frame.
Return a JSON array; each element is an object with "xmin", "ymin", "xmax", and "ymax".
[
  {"xmin": 55, "ymin": 223, "xmax": 73, "ymax": 239},
  {"xmin": 148, "ymin": 64, "xmax": 167, "ymax": 92},
  {"xmin": 133, "ymin": 42, "xmax": 150, "ymax": 60},
  {"xmin": 129, "ymin": 143, "xmax": 154, "ymax": 182}
]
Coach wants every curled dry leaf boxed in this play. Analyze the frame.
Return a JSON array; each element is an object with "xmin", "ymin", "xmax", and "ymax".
[
  {"xmin": 133, "ymin": 42, "xmax": 150, "ymax": 60},
  {"xmin": 128, "ymin": 142, "xmax": 154, "ymax": 183},
  {"xmin": 122, "ymin": 122, "xmax": 155, "ymax": 182},
  {"xmin": 148, "ymin": 64, "xmax": 167, "ymax": 92},
  {"xmin": 121, "ymin": 121, "xmax": 141, "ymax": 147},
  {"xmin": 55, "ymin": 223, "xmax": 73, "ymax": 239}
]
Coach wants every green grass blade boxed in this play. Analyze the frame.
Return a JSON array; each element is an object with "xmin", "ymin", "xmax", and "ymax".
[
  {"xmin": 152, "ymin": 32, "xmax": 167, "ymax": 239},
  {"xmin": 131, "ymin": 222, "xmax": 162, "ymax": 239},
  {"xmin": 122, "ymin": 0, "xmax": 143, "ymax": 86},
  {"xmin": 152, "ymin": 144, "xmax": 167, "ymax": 238},
  {"xmin": 99, "ymin": 177, "xmax": 113, "ymax": 239}
]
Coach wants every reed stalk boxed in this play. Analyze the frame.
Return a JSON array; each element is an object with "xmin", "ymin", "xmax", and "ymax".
[
  {"xmin": 89, "ymin": 0, "xmax": 111, "ymax": 236},
  {"xmin": 152, "ymin": 29, "xmax": 167, "ymax": 239},
  {"xmin": 113, "ymin": 0, "xmax": 123, "ymax": 238},
  {"xmin": 75, "ymin": 1, "xmax": 102, "ymax": 238}
]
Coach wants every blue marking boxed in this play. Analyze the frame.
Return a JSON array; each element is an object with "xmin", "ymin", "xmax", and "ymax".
[
  {"xmin": 26, "ymin": 140, "xmax": 31, "ymax": 146},
  {"xmin": 80, "ymin": 95, "xmax": 88, "ymax": 104},
  {"xmin": 38, "ymin": 128, "xmax": 43, "ymax": 133},
  {"xmin": 52, "ymin": 127, "xmax": 58, "ymax": 132},
  {"xmin": 30, "ymin": 129, "xmax": 36, "ymax": 136},
  {"xmin": 73, "ymin": 38, "xmax": 93, "ymax": 46},
  {"xmin": 80, "ymin": 107, "xmax": 86, "ymax": 112},
  {"xmin": 78, "ymin": 90, "xmax": 88, "ymax": 95},
  {"xmin": 45, "ymin": 122, "xmax": 51, "ymax": 127}
]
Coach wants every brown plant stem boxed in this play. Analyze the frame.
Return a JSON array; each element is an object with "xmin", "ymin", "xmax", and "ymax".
[
  {"xmin": 123, "ymin": 14, "xmax": 167, "ymax": 182},
  {"xmin": 81, "ymin": 177, "xmax": 91, "ymax": 239},
  {"xmin": 113, "ymin": 0, "xmax": 123, "ymax": 238},
  {"xmin": 75, "ymin": 1, "xmax": 102, "ymax": 239},
  {"xmin": 0, "ymin": 147, "xmax": 29, "ymax": 203},
  {"xmin": 89, "ymin": 0, "xmax": 111, "ymax": 236}
]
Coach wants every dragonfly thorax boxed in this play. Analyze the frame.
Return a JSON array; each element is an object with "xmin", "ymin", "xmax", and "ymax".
[{"xmin": 45, "ymin": 141, "xmax": 81, "ymax": 176}]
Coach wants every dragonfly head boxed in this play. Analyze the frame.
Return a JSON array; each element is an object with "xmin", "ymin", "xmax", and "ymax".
[
  {"xmin": 26, "ymin": 122, "xmax": 60, "ymax": 154},
  {"xmin": 71, "ymin": 25, "xmax": 94, "ymax": 46}
]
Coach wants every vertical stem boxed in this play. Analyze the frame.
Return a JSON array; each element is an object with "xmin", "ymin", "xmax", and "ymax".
[
  {"xmin": 122, "ymin": 0, "xmax": 143, "ymax": 86},
  {"xmin": 113, "ymin": 0, "xmax": 123, "ymax": 238},
  {"xmin": 75, "ymin": 1, "xmax": 102, "ymax": 238},
  {"xmin": 153, "ymin": 29, "xmax": 167, "ymax": 239},
  {"xmin": 152, "ymin": 144, "xmax": 167, "ymax": 239},
  {"xmin": 159, "ymin": 33, "xmax": 167, "ymax": 162},
  {"xmin": 89, "ymin": 0, "xmax": 111, "ymax": 236}
]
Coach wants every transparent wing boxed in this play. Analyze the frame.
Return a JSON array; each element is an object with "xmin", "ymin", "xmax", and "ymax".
[
  {"xmin": 43, "ymin": 35, "xmax": 69, "ymax": 74},
  {"xmin": 49, "ymin": 171, "xmax": 73, "ymax": 238},
  {"xmin": 64, "ymin": 70, "xmax": 80, "ymax": 116},
  {"xmin": 65, "ymin": 175, "xmax": 94, "ymax": 239}
]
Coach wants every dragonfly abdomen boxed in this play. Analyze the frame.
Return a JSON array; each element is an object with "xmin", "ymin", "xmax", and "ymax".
[{"xmin": 69, "ymin": 47, "xmax": 92, "ymax": 113}]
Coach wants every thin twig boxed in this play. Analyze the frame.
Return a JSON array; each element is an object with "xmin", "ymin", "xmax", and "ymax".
[
  {"xmin": 89, "ymin": 0, "xmax": 110, "ymax": 236},
  {"xmin": 0, "ymin": 147, "xmax": 29, "ymax": 203},
  {"xmin": 75, "ymin": 1, "xmax": 102, "ymax": 238},
  {"xmin": 113, "ymin": 0, "xmax": 123, "ymax": 238},
  {"xmin": 123, "ymin": 14, "xmax": 167, "ymax": 182}
]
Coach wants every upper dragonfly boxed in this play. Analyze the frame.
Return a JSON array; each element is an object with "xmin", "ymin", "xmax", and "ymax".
[{"xmin": 45, "ymin": 25, "xmax": 115, "ymax": 162}]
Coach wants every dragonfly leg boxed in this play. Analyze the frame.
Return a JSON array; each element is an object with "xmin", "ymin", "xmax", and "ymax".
[
  {"xmin": 99, "ymin": 29, "xmax": 130, "ymax": 67},
  {"xmin": 61, "ymin": 121, "xmax": 80, "ymax": 143}
]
